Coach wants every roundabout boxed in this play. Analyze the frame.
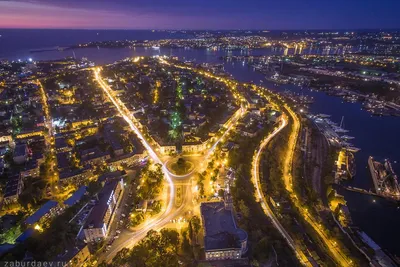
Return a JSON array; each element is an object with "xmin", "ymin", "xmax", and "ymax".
[{"xmin": 165, "ymin": 157, "xmax": 196, "ymax": 176}]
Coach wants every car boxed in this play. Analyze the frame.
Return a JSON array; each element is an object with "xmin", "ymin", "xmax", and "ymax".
[
  {"xmin": 116, "ymin": 230, "xmax": 121, "ymax": 234},
  {"xmin": 114, "ymin": 235, "xmax": 120, "ymax": 239}
]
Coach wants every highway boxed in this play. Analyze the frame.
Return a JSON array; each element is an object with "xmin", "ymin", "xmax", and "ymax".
[
  {"xmin": 283, "ymin": 104, "xmax": 353, "ymax": 266},
  {"xmin": 282, "ymin": 104, "xmax": 300, "ymax": 192},
  {"xmin": 251, "ymin": 116, "xmax": 312, "ymax": 266},
  {"xmin": 249, "ymin": 83, "xmax": 354, "ymax": 266}
]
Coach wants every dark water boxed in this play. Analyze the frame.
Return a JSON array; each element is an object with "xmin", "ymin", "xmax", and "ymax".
[
  {"xmin": 1, "ymin": 29, "xmax": 399, "ymax": 256},
  {"xmin": 0, "ymin": 29, "xmax": 190, "ymax": 60}
]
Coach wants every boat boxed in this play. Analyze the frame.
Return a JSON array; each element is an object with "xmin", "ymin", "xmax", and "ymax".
[
  {"xmin": 317, "ymin": 113, "xmax": 331, "ymax": 118},
  {"xmin": 341, "ymin": 135, "xmax": 355, "ymax": 140},
  {"xmin": 334, "ymin": 116, "xmax": 349, "ymax": 133},
  {"xmin": 334, "ymin": 127, "xmax": 349, "ymax": 133},
  {"xmin": 346, "ymin": 147, "xmax": 361, "ymax": 153}
]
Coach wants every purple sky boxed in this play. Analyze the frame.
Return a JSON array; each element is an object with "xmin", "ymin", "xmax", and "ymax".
[{"xmin": 1, "ymin": 0, "xmax": 399, "ymax": 29}]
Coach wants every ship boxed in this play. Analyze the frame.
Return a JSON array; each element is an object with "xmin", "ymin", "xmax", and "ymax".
[{"xmin": 368, "ymin": 156, "xmax": 400, "ymax": 201}]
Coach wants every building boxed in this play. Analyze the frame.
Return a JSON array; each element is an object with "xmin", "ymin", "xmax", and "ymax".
[
  {"xmin": 13, "ymin": 144, "xmax": 29, "ymax": 164},
  {"xmin": 3, "ymin": 174, "xmax": 24, "ymax": 205},
  {"xmin": 83, "ymin": 179, "xmax": 124, "ymax": 242},
  {"xmin": 25, "ymin": 200, "xmax": 59, "ymax": 226},
  {"xmin": 107, "ymin": 152, "xmax": 145, "ymax": 169},
  {"xmin": 16, "ymin": 228, "xmax": 35, "ymax": 243},
  {"xmin": 0, "ymin": 157, "xmax": 5, "ymax": 175},
  {"xmin": 80, "ymin": 147, "xmax": 111, "ymax": 165},
  {"xmin": 159, "ymin": 145, "xmax": 176, "ymax": 155},
  {"xmin": 103, "ymin": 124, "xmax": 124, "ymax": 156},
  {"xmin": 56, "ymin": 243, "xmax": 91, "ymax": 267},
  {"xmin": 200, "ymin": 201, "xmax": 248, "ymax": 261},
  {"xmin": 181, "ymin": 141, "xmax": 207, "ymax": 154},
  {"xmin": 20, "ymin": 160, "xmax": 40, "ymax": 178},
  {"xmin": 59, "ymin": 166, "xmax": 92, "ymax": 185},
  {"xmin": 55, "ymin": 137, "xmax": 72, "ymax": 152},
  {"xmin": 64, "ymin": 186, "xmax": 87, "ymax": 207},
  {"xmin": 98, "ymin": 171, "xmax": 126, "ymax": 184}
]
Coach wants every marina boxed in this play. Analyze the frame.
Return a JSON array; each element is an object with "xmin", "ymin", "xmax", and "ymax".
[{"xmin": 308, "ymin": 114, "xmax": 360, "ymax": 152}]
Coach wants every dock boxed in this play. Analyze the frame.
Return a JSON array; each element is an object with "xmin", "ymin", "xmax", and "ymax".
[
  {"xmin": 368, "ymin": 156, "xmax": 400, "ymax": 201},
  {"xmin": 343, "ymin": 186, "xmax": 380, "ymax": 197}
]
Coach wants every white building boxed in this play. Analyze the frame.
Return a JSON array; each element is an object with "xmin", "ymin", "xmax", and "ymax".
[{"xmin": 83, "ymin": 178, "xmax": 124, "ymax": 242}]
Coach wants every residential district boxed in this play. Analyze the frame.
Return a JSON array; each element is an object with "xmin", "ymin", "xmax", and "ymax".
[{"xmin": 0, "ymin": 33, "xmax": 399, "ymax": 267}]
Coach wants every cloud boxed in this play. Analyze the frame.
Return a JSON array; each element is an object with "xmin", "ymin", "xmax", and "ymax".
[
  {"xmin": 1, "ymin": 0, "xmax": 399, "ymax": 29},
  {"xmin": 0, "ymin": 0, "xmax": 242, "ymax": 29}
]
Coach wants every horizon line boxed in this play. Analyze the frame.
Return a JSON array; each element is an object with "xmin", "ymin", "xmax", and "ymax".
[{"xmin": 1, "ymin": 27, "xmax": 400, "ymax": 31}]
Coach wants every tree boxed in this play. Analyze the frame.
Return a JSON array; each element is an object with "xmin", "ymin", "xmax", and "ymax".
[
  {"xmin": 0, "ymin": 225, "xmax": 22, "ymax": 244},
  {"xmin": 181, "ymin": 230, "xmax": 193, "ymax": 260},
  {"xmin": 238, "ymin": 200, "xmax": 250, "ymax": 219},
  {"xmin": 114, "ymin": 229, "xmax": 181, "ymax": 267},
  {"xmin": 191, "ymin": 216, "xmax": 200, "ymax": 238},
  {"xmin": 87, "ymin": 180, "xmax": 102, "ymax": 196},
  {"xmin": 176, "ymin": 157, "xmax": 186, "ymax": 170},
  {"xmin": 112, "ymin": 248, "xmax": 130, "ymax": 266},
  {"xmin": 253, "ymin": 237, "xmax": 271, "ymax": 262},
  {"xmin": 218, "ymin": 189, "xmax": 225, "ymax": 198}
]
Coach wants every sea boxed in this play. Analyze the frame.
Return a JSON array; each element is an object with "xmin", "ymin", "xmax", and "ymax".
[{"xmin": 1, "ymin": 29, "xmax": 399, "ymax": 256}]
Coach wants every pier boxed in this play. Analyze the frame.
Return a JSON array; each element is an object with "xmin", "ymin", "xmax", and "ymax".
[
  {"xmin": 368, "ymin": 156, "xmax": 400, "ymax": 201},
  {"xmin": 343, "ymin": 186, "xmax": 380, "ymax": 197}
]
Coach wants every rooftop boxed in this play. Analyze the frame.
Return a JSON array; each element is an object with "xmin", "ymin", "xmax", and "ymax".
[
  {"xmin": 25, "ymin": 200, "xmax": 58, "ymax": 225},
  {"xmin": 64, "ymin": 186, "xmax": 87, "ymax": 206},
  {"xmin": 200, "ymin": 202, "xmax": 247, "ymax": 251},
  {"xmin": 3, "ymin": 174, "xmax": 22, "ymax": 198},
  {"xmin": 55, "ymin": 137, "xmax": 69, "ymax": 150},
  {"xmin": 80, "ymin": 146, "xmax": 110, "ymax": 163},
  {"xmin": 14, "ymin": 144, "xmax": 28, "ymax": 157},
  {"xmin": 16, "ymin": 228, "xmax": 35, "ymax": 243},
  {"xmin": 83, "ymin": 179, "xmax": 121, "ymax": 229}
]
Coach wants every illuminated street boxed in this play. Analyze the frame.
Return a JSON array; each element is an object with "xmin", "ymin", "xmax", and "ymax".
[
  {"xmin": 251, "ymin": 116, "xmax": 312, "ymax": 266},
  {"xmin": 251, "ymin": 84, "xmax": 355, "ymax": 266},
  {"xmin": 2, "ymin": 2, "xmax": 400, "ymax": 266},
  {"xmin": 93, "ymin": 62, "xmax": 247, "ymax": 262}
]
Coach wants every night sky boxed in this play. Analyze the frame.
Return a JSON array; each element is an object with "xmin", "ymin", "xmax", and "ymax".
[{"xmin": 1, "ymin": 0, "xmax": 399, "ymax": 30}]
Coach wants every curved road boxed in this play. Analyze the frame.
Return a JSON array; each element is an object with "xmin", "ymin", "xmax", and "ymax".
[
  {"xmin": 282, "ymin": 104, "xmax": 352, "ymax": 266},
  {"xmin": 251, "ymin": 116, "xmax": 312, "ymax": 266},
  {"xmin": 93, "ymin": 64, "xmax": 246, "ymax": 263},
  {"xmin": 94, "ymin": 68, "xmax": 180, "ymax": 263}
]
